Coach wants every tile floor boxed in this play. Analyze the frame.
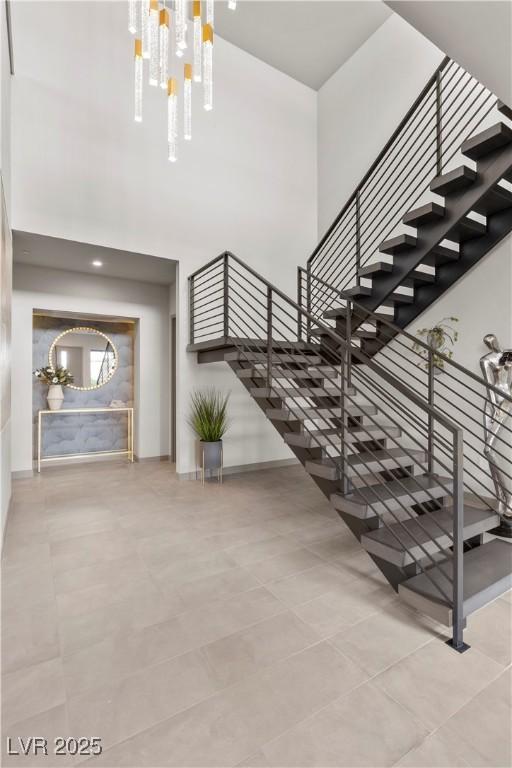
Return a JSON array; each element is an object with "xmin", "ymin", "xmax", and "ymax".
[{"xmin": 1, "ymin": 461, "xmax": 511, "ymax": 767}]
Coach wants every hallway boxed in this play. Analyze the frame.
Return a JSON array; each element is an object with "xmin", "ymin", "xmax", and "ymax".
[{"xmin": 2, "ymin": 462, "xmax": 510, "ymax": 767}]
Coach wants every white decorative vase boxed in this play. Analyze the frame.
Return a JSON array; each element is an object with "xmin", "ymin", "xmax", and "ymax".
[{"xmin": 47, "ymin": 384, "xmax": 64, "ymax": 411}]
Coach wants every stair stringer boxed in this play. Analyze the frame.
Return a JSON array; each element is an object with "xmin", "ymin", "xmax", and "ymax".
[{"xmin": 356, "ymin": 140, "xmax": 512, "ymax": 319}]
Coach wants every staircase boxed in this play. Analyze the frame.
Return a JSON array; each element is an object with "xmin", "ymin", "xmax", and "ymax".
[{"xmin": 187, "ymin": 58, "xmax": 512, "ymax": 652}]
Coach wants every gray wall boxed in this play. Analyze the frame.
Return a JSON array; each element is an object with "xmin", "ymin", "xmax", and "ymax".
[{"xmin": 33, "ymin": 316, "xmax": 134, "ymax": 459}]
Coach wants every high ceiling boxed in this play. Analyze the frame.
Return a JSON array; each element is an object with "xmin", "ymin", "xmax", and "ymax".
[
  {"xmin": 10, "ymin": 1, "xmax": 392, "ymax": 91},
  {"xmin": 13, "ymin": 232, "xmax": 177, "ymax": 285},
  {"xmin": 214, "ymin": 1, "xmax": 392, "ymax": 89}
]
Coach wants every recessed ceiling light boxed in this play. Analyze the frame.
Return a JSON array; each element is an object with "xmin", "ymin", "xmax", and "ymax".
[{"xmin": 92, "ymin": 260, "xmax": 103, "ymax": 267}]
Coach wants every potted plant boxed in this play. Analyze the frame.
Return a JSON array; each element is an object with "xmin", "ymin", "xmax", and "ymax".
[
  {"xmin": 189, "ymin": 388, "xmax": 229, "ymax": 481},
  {"xmin": 413, "ymin": 317, "xmax": 459, "ymax": 374},
  {"xmin": 34, "ymin": 365, "xmax": 74, "ymax": 410}
]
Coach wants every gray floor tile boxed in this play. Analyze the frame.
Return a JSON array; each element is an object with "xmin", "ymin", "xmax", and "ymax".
[
  {"xmin": 261, "ymin": 681, "xmax": 429, "ymax": 767},
  {"xmin": 373, "ymin": 640, "xmax": 505, "ymax": 730}
]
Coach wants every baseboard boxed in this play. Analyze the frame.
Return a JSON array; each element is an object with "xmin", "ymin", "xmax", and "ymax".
[
  {"xmin": 135, "ymin": 455, "xmax": 171, "ymax": 463},
  {"xmin": 21, "ymin": 453, "xmax": 172, "ymax": 474},
  {"xmin": 1, "ymin": 493, "xmax": 14, "ymax": 554},
  {"xmin": 12, "ymin": 469, "xmax": 35, "ymax": 479},
  {"xmin": 176, "ymin": 456, "xmax": 300, "ymax": 481}
]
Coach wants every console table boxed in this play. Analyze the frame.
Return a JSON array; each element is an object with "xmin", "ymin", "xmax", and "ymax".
[{"xmin": 37, "ymin": 406, "xmax": 134, "ymax": 472}]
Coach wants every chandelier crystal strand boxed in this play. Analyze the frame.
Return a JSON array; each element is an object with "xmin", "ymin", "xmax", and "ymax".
[
  {"xmin": 176, "ymin": 0, "xmax": 187, "ymax": 53},
  {"xmin": 168, "ymin": 77, "xmax": 178, "ymax": 162},
  {"xmin": 141, "ymin": 0, "xmax": 150, "ymax": 58},
  {"xmin": 184, "ymin": 63, "xmax": 192, "ymax": 140},
  {"xmin": 129, "ymin": 0, "xmax": 137, "ymax": 34},
  {"xmin": 149, "ymin": 0, "xmax": 159, "ymax": 85},
  {"xmin": 193, "ymin": 0, "xmax": 202, "ymax": 82},
  {"xmin": 206, "ymin": 0, "xmax": 213, "ymax": 27},
  {"xmin": 159, "ymin": 7, "xmax": 169, "ymax": 88},
  {"xmin": 202, "ymin": 24, "xmax": 213, "ymax": 111},
  {"xmin": 134, "ymin": 39, "xmax": 143, "ymax": 122}
]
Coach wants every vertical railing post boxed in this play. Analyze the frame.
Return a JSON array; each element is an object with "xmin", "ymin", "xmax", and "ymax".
[
  {"xmin": 306, "ymin": 263, "xmax": 312, "ymax": 342},
  {"xmin": 447, "ymin": 427, "xmax": 469, "ymax": 652},
  {"xmin": 223, "ymin": 254, "xmax": 229, "ymax": 339},
  {"xmin": 345, "ymin": 299, "xmax": 352, "ymax": 388},
  {"xmin": 340, "ymin": 355, "xmax": 348, "ymax": 496},
  {"xmin": 428, "ymin": 347, "xmax": 435, "ymax": 473},
  {"xmin": 189, "ymin": 275, "xmax": 195, "ymax": 345},
  {"xmin": 267, "ymin": 287, "xmax": 273, "ymax": 390},
  {"xmin": 355, "ymin": 191, "xmax": 361, "ymax": 286},
  {"xmin": 436, "ymin": 69, "xmax": 443, "ymax": 176},
  {"xmin": 297, "ymin": 267, "xmax": 303, "ymax": 342}
]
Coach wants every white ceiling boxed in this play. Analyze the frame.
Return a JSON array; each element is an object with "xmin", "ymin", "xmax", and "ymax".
[
  {"xmin": 13, "ymin": 232, "xmax": 177, "ymax": 285},
  {"xmin": 214, "ymin": 1, "xmax": 392, "ymax": 89}
]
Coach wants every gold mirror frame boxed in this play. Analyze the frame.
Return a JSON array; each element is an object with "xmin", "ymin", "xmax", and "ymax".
[{"xmin": 48, "ymin": 326, "xmax": 119, "ymax": 391}]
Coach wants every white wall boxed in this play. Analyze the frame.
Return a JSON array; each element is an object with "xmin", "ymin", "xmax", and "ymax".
[
  {"xmin": 12, "ymin": 263, "xmax": 172, "ymax": 473},
  {"xmin": 0, "ymin": 0, "xmax": 12, "ymax": 542},
  {"xmin": 317, "ymin": 13, "xmax": 443, "ymax": 235},
  {"xmin": 11, "ymin": 1, "xmax": 317, "ymax": 476},
  {"xmin": 387, "ymin": 1, "xmax": 512, "ymax": 106}
]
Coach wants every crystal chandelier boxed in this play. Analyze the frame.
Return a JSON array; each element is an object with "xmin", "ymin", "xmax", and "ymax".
[{"xmin": 129, "ymin": 0, "xmax": 236, "ymax": 162}]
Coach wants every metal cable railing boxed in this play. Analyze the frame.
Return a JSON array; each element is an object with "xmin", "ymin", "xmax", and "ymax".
[
  {"xmin": 307, "ymin": 56, "xmax": 500, "ymax": 316},
  {"xmin": 189, "ymin": 251, "xmax": 470, "ymax": 649}
]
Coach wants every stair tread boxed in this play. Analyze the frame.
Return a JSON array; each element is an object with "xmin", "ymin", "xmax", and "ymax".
[
  {"xmin": 251, "ymin": 385, "xmax": 356, "ymax": 399},
  {"xmin": 343, "ymin": 474, "xmax": 452, "ymax": 506},
  {"xmin": 461, "ymin": 121, "xmax": 512, "ymax": 161},
  {"xmin": 398, "ymin": 538, "xmax": 512, "ymax": 622},
  {"xmin": 472, "ymin": 183, "xmax": 512, "ymax": 216},
  {"xmin": 285, "ymin": 424, "xmax": 402, "ymax": 448},
  {"xmin": 420, "ymin": 244, "xmax": 460, "ymax": 267},
  {"xmin": 267, "ymin": 403, "xmax": 378, "ymax": 421},
  {"xmin": 237, "ymin": 367, "xmax": 325, "ymax": 381},
  {"xmin": 379, "ymin": 234, "xmax": 417, "ymax": 255},
  {"xmin": 345, "ymin": 286, "xmax": 372, "ymax": 298},
  {"xmin": 331, "ymin": 474, "xmax": 453, "ymax": 520},
  {"xmin": 381, "ymin": 291, "xmax": 414, "ymax": 306},
  {"xmin": 430, "ymin": 165, "xmax": 477, "ymax": 196},
  {"xmin": 497, "ymin": 100, "xmax": 512, "ymax": 120},
  {"xmin": 322, "ymin": 306, "xmax": 390, "ymax": 321},
  {"xmin": 403, "ymin": 202, "xmax": 445, "ymax": 227},
  {"xmin": 446, "ymin": 215, "xmax": 487, "ymax": 243},
  {"xmin": 401, "ymin": 269, "xmax": 436, "ymax": 286},
  {"xmin": 358, "ymin": 261, "xmax": 393, "ymax": 278},
  {"xmin": 225, "ymin": 351, "xmax": 322, "ymax": 365},
  {"xmin": 361, "ymin": 504, "xmax": 499, "ymax": 566},
  {"xmin": 308, "ymin": 448, "xmax": 427, "ymax": 471}
]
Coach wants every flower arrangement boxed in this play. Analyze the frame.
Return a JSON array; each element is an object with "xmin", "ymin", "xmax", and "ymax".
[
  {"xmin": 413, "ymin": 317, "xmax": 459, "ymax": 371},
  {"xmin": 34, "ymin": 366, "xmax": 74, "ymax": 386},
  {"xmin": 189, "ymin": 388, "xmax": 229, "ymax": 442}
]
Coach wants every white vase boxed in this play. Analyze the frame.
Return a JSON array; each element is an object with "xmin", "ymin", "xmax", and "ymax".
[{"xmin": 47, "ymin": 384, "xmax": 64, "ymax": 411}]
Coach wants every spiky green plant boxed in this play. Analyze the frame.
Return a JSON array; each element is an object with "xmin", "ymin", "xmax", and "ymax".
[{"xmin": 189, "ymin": 388, "xmax": 230, "ymax": 442}]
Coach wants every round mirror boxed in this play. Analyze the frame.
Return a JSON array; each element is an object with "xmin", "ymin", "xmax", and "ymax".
[{"xmin": 49, "ymin": 327, "xmax": 119, "ymax": 390}]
